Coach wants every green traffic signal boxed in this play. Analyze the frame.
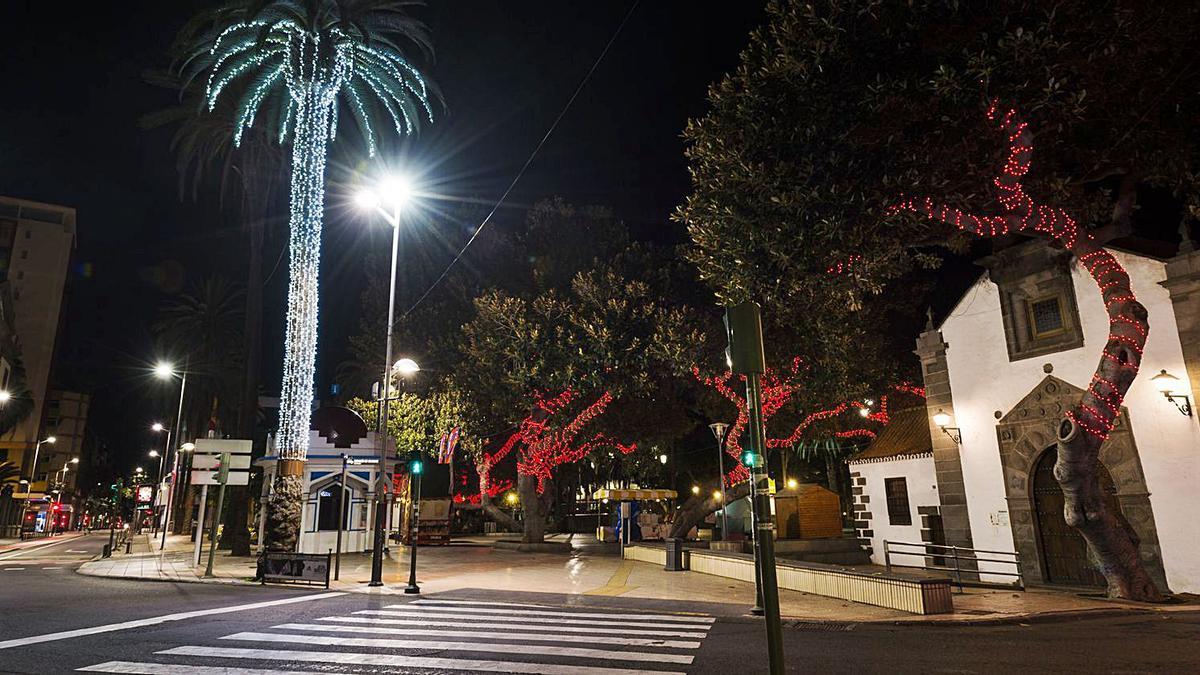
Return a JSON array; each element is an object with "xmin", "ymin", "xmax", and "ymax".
[
  {"xmin": 409, "ymin": 459, "xmax": 423, "ymax": 475},
  {"xmin": 741, "ymin": 450, "xmax": 762, "ymax": 468}
]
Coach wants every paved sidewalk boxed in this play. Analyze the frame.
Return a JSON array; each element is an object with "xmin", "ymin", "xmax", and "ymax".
[{"xmin": 77, "ymin": 532, "xmax": 1199, "ymax": 624}]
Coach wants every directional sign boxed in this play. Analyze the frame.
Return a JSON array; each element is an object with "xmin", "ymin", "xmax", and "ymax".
[
  {"xmin": 191, "ymin": 469, "xmax": 249, "ymax": 486},
  {"xmin": 192, "ymin": 455, "xmax": 252, "ymax": 470},
  {"xmin": 193, "ymin": 439, "xmax": 252, "ymax": 455}
]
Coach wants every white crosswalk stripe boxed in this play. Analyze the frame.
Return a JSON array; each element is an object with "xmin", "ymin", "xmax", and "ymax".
[{"xmin": 75, "ymin": 598, "xmax": 716, "ymax": 674}]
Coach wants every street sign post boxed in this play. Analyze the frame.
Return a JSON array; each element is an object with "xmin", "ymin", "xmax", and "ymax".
[{"xmin": 188, "ymin": 440, "xmax": 252, "ymax": 568}]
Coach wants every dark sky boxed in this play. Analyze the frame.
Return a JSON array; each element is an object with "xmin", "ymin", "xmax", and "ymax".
[{"xmin": 0, "ymin": 1, "xmax": 768, "ymax": 477}]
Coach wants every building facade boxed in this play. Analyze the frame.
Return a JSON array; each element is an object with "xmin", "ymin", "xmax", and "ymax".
[
  {"xmin": 852, "ymin": 238, "xmax": 1200, "ymax": 594},
  {"xmin": 0, "ymin": 197, "xmax": 75, "ymax": 494}
]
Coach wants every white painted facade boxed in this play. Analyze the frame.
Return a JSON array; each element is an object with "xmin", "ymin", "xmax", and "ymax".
[
  {"xmin": 851, "ymin": 454, "xmax": 939, "ymax": 567},
  {"xmin": 937, "ymin": 248, "xmax": 1200, "ymax": 592}
]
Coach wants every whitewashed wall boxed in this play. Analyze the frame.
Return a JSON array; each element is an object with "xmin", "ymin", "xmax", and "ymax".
[
  {"xmin": 940, "ymin": 249, "xmax": 1200, "ymax": 592},
  {"xmin": 855, "ymin": 455, "xmax": 939, "ymax": 566}
]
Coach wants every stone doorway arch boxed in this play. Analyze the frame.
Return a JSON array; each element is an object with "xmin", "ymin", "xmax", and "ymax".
[{"xmin": 995, "ymin": 375, "xmax": 1168, "ymax": 589}]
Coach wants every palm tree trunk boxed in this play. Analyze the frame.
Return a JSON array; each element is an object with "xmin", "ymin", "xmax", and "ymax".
[
  {"xmin": 221, "ymin": 199, "xmax": 266, "ymax": 556},
  {"xmin": 264, "ymin": 88, "xmax": 332, "ymax": 552}
]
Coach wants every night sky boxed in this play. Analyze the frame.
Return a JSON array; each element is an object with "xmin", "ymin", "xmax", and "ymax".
[{"xmin": 0, "ymin": 1, "xmax": 768, "ymax": 479}]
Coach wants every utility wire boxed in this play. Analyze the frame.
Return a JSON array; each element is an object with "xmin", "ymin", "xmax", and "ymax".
[{"xmin": 399, "ymin": 0, "xmax": 641, "ymax": 321}]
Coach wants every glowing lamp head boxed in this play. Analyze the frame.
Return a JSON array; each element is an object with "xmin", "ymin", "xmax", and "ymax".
[
  {"xmin": 691, "ymin": 485, "xmax": 700, "ymax": 495},
  {"xmin": 354, "ymin": 189, "xmax": 380, "ymax": 210},
  {"xmin": 932, "ymin": 409, "xmax": 952, "ymax": 428},
  {"xmin": 393, "ymin": 358, "xmax": 420, "ymax": 376},
  {"xmin": 0, "ymin": 390, "xmax": 10, "ymax": 403},
  {"xmin": 786, "ymin": 478, "xmax": 798, "ymax": 489},
  {"xmin": 154, "ymin": 362, "xmax": 175, "ymax": 379},
  {"xmin": 1152, "ymin": 369, "xmax": 1181, "ymax": 395},
  {"xmin": 45, "ymin": 436, "xmax": 56, "ymax": 445},
  {"xmin": 505, "ymin": 492, "xmax": 518, "ymax": 505},
  {"xmin": 859, "ymin": 407, "xmax": 871, "ymax": 418},
  {"xmin": 713, "ymin": 490, "xmax": 723, "ymax": 501},
  {"xmin": 148, "ymin": 450, "xmax": 159, "ymax": 458},
  {"xmin": 70, "ymin": 457, "xmax": 79, "ymax": 464},
  {"xmin": 181, "ymin": 442, "xmax": 195, "ymax": 452},
  {"xmin": 380, "ymin": 175, "xmax": 413, "ymax": 207},
  {"xmin": 659, "ymin": 454, "xmax": 668, "ymax": 465},
  {"xmin": 151, "ymin": 422, "xmax": 165, "ymax": 432}
]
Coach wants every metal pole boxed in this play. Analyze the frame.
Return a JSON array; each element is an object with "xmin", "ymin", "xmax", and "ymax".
[
  {"xmin": 745, "ymin": 371, "xmax": 785, "ymax": 674},
  {"xmin": 716, "ymin": 433, "xmax": 729, "ymax": 539},
  {"xmin": 370, "ymin": 210, "xmax": 402, "ymax": 587},
  {"xmin": 193, "ymin": 484, "xmax": 208, "ymax": 566},
  {"xmin": 747, "ymin": 463, "xmax": 765, "ymax": 615},
  {"xmin": 335, "ymin": 454, "xmax": 347, "ymax": 580},
  {"xmin": 405, "ymin": 468, "xmax": 421, "ymax": 594},
  {"xmin": 204, "ymin": 469, "xmax": 228, "ymax": 578},
  {"xmin": 161, "ymin": 367, "xmax": 187, "ymax": 550}
]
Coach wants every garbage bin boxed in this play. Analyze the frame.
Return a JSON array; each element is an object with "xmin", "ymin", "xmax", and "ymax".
[{"xmin": 664, "ymin": 538, "xmax": 686, "ymax": 572}]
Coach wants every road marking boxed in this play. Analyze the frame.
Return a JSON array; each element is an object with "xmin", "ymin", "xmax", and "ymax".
[
  {"xmin": 356, "ymin": 609, "xmax": 712, "ymax": 632},
  {"xmin": 66, "ymin": 550, "xmax": 90, "ymax": 553},
  {"xmin": 382, "ymin": 603, "xmax": 715, "ymax": 624},
  {"xmin": 79, "ymin": 662, "xmax": 319, "ymax": 674},
  {"xmin": 3, "ymin": 567, "xmax": 26, "ymax": 571},
  {"xmin": 410, "ymin": 598, "xmax": 556, "ymax": 608},
  {"xmin": 319, "ymin": 615, "xmax": 709, "ymax": 638},
  {"xmin": 221, "ymin": 632, "xmax": 694, "ymax": 664},
  {"xmin": 42, "ymin": 566, "xmax": 63, "ymax": 570},
  {"xmin": 0, "ymin": 534, "xmax": 88, "ymax": 560},
  {"xmin": 272, "ymin": 622, "xmax": 701, "ymax": 649},
  {"xmin": 0, "ymin": 592, "xmax": 346, "ymax": 650},
  {"xmin": 160, "ymin": 646, "xmax": 687, "ymax": 675}
]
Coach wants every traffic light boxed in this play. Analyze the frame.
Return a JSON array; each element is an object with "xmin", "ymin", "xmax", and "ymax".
[
  {"xmin": 741, "ymin": 448, "xmax": 763, "ymax": 468},
  {"xmin": 409, "ymin": 451, "xmax": 423, "ymax": 475}
]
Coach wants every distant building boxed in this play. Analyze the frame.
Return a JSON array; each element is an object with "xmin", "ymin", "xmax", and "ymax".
[
  {"xmin": 0, "ymin": 196, "xmax": 75, "ymax": 495},
  {"xmin": 38, "ymin": 389, "xmax": 90, "ymax": 494},
  {"xmin": 850, "ymin": 237, "xmax": 1200, "ymax": 594}
]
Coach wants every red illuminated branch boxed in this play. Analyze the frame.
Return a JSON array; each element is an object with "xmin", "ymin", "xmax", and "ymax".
[{"xmin": 887, "ymin": 101, "xmax": 1145, "ymax": 441}]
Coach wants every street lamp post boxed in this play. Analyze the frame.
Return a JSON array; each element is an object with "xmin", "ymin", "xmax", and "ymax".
[
  {"xmin": 357, "ymin": 175, "xmax": 413, "ymax": 588},
  {"xmin": 708, "ymin": 423, "xmax": 730, "ymax": 539},
  {"xmin": 148, "ymin": 449, "xmax": 165, "ymax": 534},
  {"xmin": 52, "ymin": 458, "xmax": 79, "ymax": 533},
  {"xmin": 154, "ymin": 360, "xmax": 189, "ymax": 550}
]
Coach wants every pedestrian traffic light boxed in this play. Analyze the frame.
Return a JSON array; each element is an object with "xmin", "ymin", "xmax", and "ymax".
[
  {"xmin": 409, "ymin": 457, "xmax": 423, "ymax": 475},
  {"xmin": 741, "ymin": 449, "xmax": 763, "ymax": 468}
]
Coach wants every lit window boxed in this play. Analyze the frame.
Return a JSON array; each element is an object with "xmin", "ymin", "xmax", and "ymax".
[
  {"xmin": 1028, "ymin": 296, "xmax": 1066, "ymax": 338},
  {"xmin": 885, "ymin": 477, "xmax": 912, "ymax": 526}
]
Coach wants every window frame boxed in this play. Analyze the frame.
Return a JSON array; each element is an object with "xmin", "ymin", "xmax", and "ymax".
[
  {"xmin": 884, "ymin": 477, "xmax": 913, "ymax": 526},
  {"xmin": 1026, "ymin": 294, "xmax": 1068, "ymax": 340}
]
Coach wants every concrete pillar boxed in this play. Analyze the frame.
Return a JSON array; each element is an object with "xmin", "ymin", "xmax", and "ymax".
[
  {"xmin": 1159, "ymin": 224, "xmax": 1200, "ymax": 408},
  {"xmin": 914, "ymin": 311, "xmax": 975, "ymax": 552}
]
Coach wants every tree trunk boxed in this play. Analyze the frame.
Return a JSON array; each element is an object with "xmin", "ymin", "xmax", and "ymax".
[
  {"xmin": 518, "ymin": 474, "xmax": 548, "ymax": 544},
  {"xmin": 479, "ymin": 490, "xmax": 519, "ymax": 532},
  {"xmin": 669, "ymin": 481, "xmax": 751, "ymax": 539},
  {"xmin": 263, "ymin": 87, "xmax": 332, "ymax": 553}
]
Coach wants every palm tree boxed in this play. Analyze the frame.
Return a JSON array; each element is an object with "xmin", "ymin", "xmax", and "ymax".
[
  {"xmin": 179, "ymin": 0, "xmax": 436, "ymax": 550},
  {"xmin": 0, "ymin": 461, "xmax": 21, "ymax": 536}
]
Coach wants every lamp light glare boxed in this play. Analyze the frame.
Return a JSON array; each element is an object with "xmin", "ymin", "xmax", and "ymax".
[
  {"xmin": 0, "ymin": 390, "xmax": 10, "ymax": 403},
  {"xmin": 1152, "ymin": 369, "xmax": 1180, "ymax": 395},
  {"xmin": 691, "ymin": 485, "xmax": 700, "ymax": 495},
  {"xmin": 381, "ymin": 175, "xmax": 413, "ymax": 207},
  {"xmin": 932, "ymin": 409, "xmax": 952, "ymax": 428},
  {"xmin": 354, "ymin": 189, "xmax": 380, "ymax": 210},
  {"xmin": 45, "ymin": 436, "xmax": 56, "ymax": 444},
  {"xmin": 151, "ymin": 423, "xmax": 165, "ymax": 433},
  {"xmin": 786, "ymin": 478, "xmax": 799, "ymax": 489},
  {"xmin": 393, "ymin": 358, "xmax": 420, "ymax": 376},
  {"xmin": 154, "ymin": 362, "xmax": 174, "ymax": 379},
  {"xmin": 712, "ymin": 490, "xmax": 723, "ymax": 501}
]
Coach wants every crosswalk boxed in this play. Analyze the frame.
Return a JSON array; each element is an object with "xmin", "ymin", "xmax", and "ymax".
[{"xmin": 77, "ymin": 597, "xmax": 717, "ymax": 674}]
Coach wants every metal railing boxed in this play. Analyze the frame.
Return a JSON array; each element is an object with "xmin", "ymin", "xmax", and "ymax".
[{"xmin": 883, "ymin": 539, "xmax": 1024, "ymax": 590}]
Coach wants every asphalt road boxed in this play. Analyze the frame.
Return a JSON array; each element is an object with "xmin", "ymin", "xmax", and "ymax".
[{"xmin": 1, "ymin": 543, "xmax": 1197, "ymax": 674}]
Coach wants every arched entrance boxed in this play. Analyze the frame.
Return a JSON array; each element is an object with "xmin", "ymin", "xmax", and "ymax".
[{"xmin": 1031, "ymin": 447, "xmax": 1120, "ymax": 587}]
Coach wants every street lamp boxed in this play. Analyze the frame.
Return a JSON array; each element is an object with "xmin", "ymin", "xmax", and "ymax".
[
  {"xmin": 708, "ymin": 422, "xmax": 731, "ymax": 539},
  {"xmin": 932, "ymin": 409, "xmax": 962, "ymax": 444},
  {"xmin": 357, "ymin": 172, "xmax": 417, "ymax": 588},
  {"xmin": 50, "ymin": 458, "xmax": 78, "ymax": 533},
  {"xmin": 1151, "ymin": 369, "xmax": 1193, "ymax": 416},
  {"xmin": 0, "ymin": 389, "xmax": 10, "ymax": 403},
  {"xmin": 153, "ymin": 358, "xmax": 189, "ymax": 551},
  {"xmin": 25, "ymin": 435, "xmax": 56, "ymax": 493}
]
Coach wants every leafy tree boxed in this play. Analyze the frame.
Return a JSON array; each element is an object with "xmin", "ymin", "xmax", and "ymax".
[
  {"xmin": 676, "ymin": 0, "xmax": 1198, "ymax": 599},
  {"xmin": 177, "ymin": 0, "xmax": 438, "ymax": 552}
]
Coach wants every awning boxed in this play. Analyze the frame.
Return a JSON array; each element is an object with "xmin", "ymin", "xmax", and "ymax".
[{"xmin": 592, "ymin": 488, "xmax": 677, "ymax": 501}]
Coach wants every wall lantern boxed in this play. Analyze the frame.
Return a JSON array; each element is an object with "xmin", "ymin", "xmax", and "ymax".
[
  {"xmin": 1151, "ymin": 369, "xmax": 1193, "ymax": 417},
  {"xmin": 932, "ymin": 409, "xmax": 962, "ymax": 444}
]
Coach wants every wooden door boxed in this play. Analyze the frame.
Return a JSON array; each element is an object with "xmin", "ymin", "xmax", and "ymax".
[{"xmin": 1032, "ymin": 447, "xmax": 1119, "ymax": 587}]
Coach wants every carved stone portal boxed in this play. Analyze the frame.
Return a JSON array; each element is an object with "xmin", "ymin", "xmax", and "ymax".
[{"xmin": 995, "ymin": 375, "xmax": 1168, "ymax": 589}]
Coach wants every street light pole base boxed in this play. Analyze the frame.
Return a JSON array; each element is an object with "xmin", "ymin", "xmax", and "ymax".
[
  {"xmin": 750, "ymin": 606, "xmax": 765, "ymax": 616},
  {"xmin": 368, "ymin": 581, "xmax": 384, "ymax": 588},
  {"xmin": 404, "ymin": 584, "xmax": 421, "ymax": 594}
]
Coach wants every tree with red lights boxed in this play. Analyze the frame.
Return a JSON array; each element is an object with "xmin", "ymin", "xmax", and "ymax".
[
  {"xmin": 677, "ymin": 1, "xmax": 1197, "ymax": 599},
  {"xmin": 457, "ymin": 244, "xmax": 704, "ymax": 544}
]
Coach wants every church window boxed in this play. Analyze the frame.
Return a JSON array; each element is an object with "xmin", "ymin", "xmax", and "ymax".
[{"xmin": 1028, "ymin": 296, "xmax": 1066, "ymax": 339}]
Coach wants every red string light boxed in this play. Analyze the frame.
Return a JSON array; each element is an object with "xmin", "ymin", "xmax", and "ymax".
[{"xmin": 883, "ymin": 102, "xmax": 1146, "ymax": 440}]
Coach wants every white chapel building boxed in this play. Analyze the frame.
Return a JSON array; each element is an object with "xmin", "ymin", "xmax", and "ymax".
[{"xmin": 849, "ymin": 236, "xmax": 1200, "ymax": 594}]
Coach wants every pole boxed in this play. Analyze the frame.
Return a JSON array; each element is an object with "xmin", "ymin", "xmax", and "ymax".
[
  {"xmin": 404, "ymin": 468, "xmax": 421, "ymax": 594},
  {"xmin": 193, "ymin": 484, "xmax": 208, "ymax": 567},
  {"xmin": 370, "ymin": 210, "xmax": 402, "ymax": 587},
  {"xmin": 204, "ymin": 467, "xmax": 229, "ymax": 578},
  {"xmin": 716, "ymin": 431, "xmax": 730, "ymax": 540},
  {"xmin": 335, "ymin": 454, "xmax": 347, "ymax": 580},
  {"xmin": 745, "ymin": 371, "xmax": 785, "ymax": 674},
  {"xmin": 746, "ymin": 461, "xmax": 765, "ymax": 615},
  {"xmin": 161, "ymin": 367, "xmax": 187, "ymax": 550}
]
